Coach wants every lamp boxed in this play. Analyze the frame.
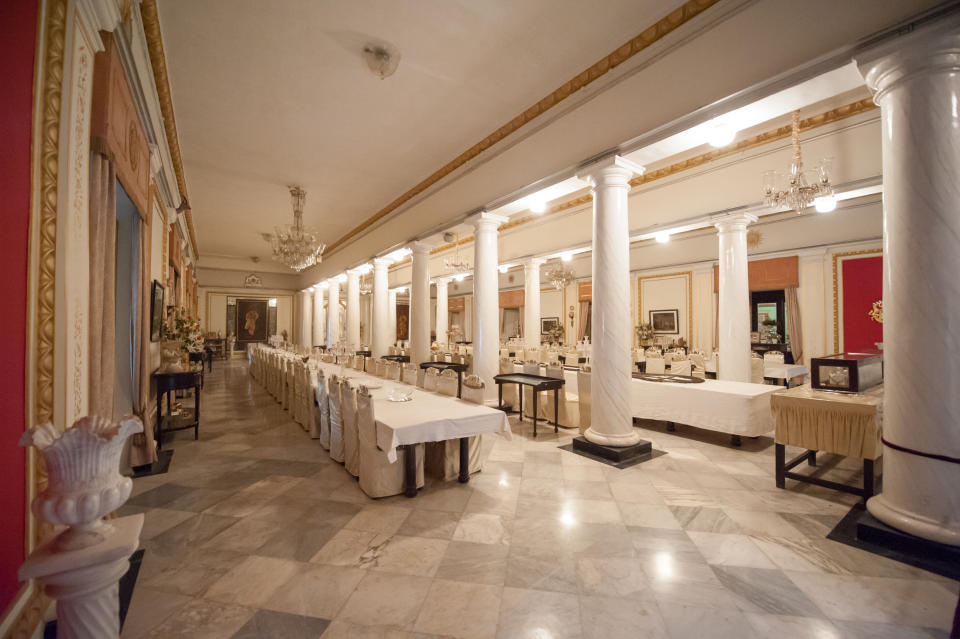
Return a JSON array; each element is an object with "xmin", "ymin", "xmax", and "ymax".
[
  {"xmin": 263, "ymin": 186, "xmax": 326, "ymax": 271},
  {"xmin": 762, "ymin": 110, "xmax": 834, "ymax": 212}
]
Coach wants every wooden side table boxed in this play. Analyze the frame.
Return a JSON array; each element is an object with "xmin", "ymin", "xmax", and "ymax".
[
  {"xmin": 154, "ymin": 371, "xmax": 202, "ymax": 450},
  {"xmin": 771, "ymin": 384, "xmax": 882, "ymax": 501}
]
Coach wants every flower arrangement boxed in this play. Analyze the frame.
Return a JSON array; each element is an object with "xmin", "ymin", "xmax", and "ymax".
[
  {"xmin": 546, "ymin": 325, "xmax": 564, "ymax": 344},
  {"xmin": 635, "ymin": 323, "xmax": 653, "ymax": 346},
  {"xmin": 869, "ymin": 300, "xmax": 883, "ymax": 324},
  {"xmin": 162, "ymin": 307, "xmax": 205, "ymax": 353}
]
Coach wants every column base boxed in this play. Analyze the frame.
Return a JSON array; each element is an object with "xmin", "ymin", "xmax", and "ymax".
[
  {"xmin": 572, "ymin": 435, "xmax": 651, "ymax": 464},
  {"xmin": 583, "ymin": 425, "xmax": 642, "ymax": 447},
  {"xmin": 866, "ymin": 494, "xmax": 960, "ymax": 547}
]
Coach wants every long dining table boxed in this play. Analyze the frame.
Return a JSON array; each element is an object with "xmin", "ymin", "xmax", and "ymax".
[{"xmin": 310, "ymin": 358, "xmax": 512, "ymax": 496}]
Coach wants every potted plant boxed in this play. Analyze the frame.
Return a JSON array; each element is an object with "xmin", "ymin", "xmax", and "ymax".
[{"xmin": 635, "ymin": 323, "xmax": 653, "ymax": 347}]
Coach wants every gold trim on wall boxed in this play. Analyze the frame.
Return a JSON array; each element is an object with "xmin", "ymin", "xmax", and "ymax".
[
  {"xmin": 831, "ymin": 249, "xmax": 883, "ymax": 353},
  {"xmin": 327, "ymin": 0, "xmax": 723, "ymax": 256},
  {"xmin": 139, "ymin": 0, "xmax": 199, "ymax": 258},
  {"xmin": 637, "ymin": 271, "xmax": 693, "ymax": 344}
]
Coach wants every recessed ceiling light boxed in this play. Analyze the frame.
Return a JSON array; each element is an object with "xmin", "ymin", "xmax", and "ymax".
[
  {"xmin": 655, "ymin": 232, "xmax": 670, "ymax": 244},
  {"xmin": 814, "ymin": 194, "xmax": 837, "ymax": 213},
  {"xmin": 530, "ymin": 199, "xmax": 547, "ymax": 214},
  {"xmin": 707, "ymin": 120, "xmax": 737, "ymax": 148},
  {"xmin": 560, "ymin": 252, "xmax": 573, "ymax": 262}
]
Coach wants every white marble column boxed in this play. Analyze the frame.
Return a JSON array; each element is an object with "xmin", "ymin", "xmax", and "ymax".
[
  {"xmin": 435, "ymin": 278, "xmax": 450, "ymax": 348},
  {"xmin": 410, "ymin": 242, "xmax": 432, "ymax": 364},
  {"xmin": 346, "ymin": 269, "xmax": 361, "ymax": 349},
  {"xmin": 714, "ymin": 212, "xmax": 756, "ymax": 383},
  {"xmin": 327, "ymin": 278, "xmax": 341, "ymax": 346},
  {"xmin": 372, "ymin": 258, "xmax": 390, "ymax": 357},
  {"xmin": 388, "ymin": 289, "xmax": 399, "ymax": 347},
  {"xmin": 471, "ymin": 211, "xmax": 508, "ymax": 403},
  {"xmin": 856, "ymin": 20, "xmax": 960, "ymax": 546},
  {"xmin": 578, "ymin": 156, "xmax": 644, "ymax": 447},
  {"xmin": 313, "ymin": 284, "xmax": 326, "ymax": 347},
  {"xmin": 523, "ymin": 258, "xmax": 545, "ymax": 348},
  {"xmin": 301, "ymin": 290, "xmax": 313, "ymax": 349}
]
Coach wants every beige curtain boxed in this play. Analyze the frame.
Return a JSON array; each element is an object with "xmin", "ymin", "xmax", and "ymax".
[
  {"xmin": 130, "ymin": 216, "xmax": 157, "ymax": 466},
  {"xmin": 785, "ymin": 286, "xmax": 803, "ymax": 365},
  {"xmin": 577, "ymin": 301, "xmax": 590, "ymax": 341},
  {"xmin": 88, "ymin": 149, "xmax": 116, "ymax": 419}
]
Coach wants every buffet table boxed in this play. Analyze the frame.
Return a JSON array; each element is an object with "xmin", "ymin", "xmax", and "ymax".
[
  {"xmin": 629, "ymin": 376, "xmax": 779, "ymax": 443},
  {"xmin": 771, "ymin": 383, "xmax": 882, "ymax": 500}
]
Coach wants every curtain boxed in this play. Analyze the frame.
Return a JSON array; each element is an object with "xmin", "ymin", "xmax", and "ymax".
[
  {"xmin": 518, "ymin": 306, "xmax": 523, "ymax": 338},
  {"xmin": 499, "ymin": 308, "xmax": 505, "ymax": 337},
  {"xmin": 785, "ymin": 286, "xmax": 803, "ymax": 365},
  {"xmin": 577, "ymin": 301, "xmax": 590, "ymax": 341},
  {"xmin": 88, "ymin": 149, "xmax": 116, "ymax": 419},
  {"xmin": 130, "ymin": 214, "xmax": 157, "ymax": 466}
]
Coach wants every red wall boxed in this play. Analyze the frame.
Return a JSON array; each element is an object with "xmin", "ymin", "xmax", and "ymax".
[
  {"xmin": 0, "ymin": 0, "xmax": 38, "ymax": 616},
  {"xmin": 841, "ymin": 255, "xmax": 883, "ymax": 352}
]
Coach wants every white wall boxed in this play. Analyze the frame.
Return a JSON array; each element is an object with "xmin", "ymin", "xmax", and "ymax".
[{"xmin": 198, "ymin": 286, "xmax": 294, "ymax": 340}]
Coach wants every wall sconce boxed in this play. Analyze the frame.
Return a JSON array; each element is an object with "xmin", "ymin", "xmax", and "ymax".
[{"xmin": 568, "ymin": 305, "xmax": 575, "ymax": 328}]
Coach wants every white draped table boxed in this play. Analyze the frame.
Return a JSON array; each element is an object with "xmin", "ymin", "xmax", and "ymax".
[{"xmin": 630, "ymin": 376, "xmax": 780, "ymax": 442}]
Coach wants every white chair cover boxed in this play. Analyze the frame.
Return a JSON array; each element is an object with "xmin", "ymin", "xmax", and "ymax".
[
  {"xmin": 498, "ymin": 358, "xmax": 517, "ymax": 408},
  {"xmin": 313, "ymin": 369, "xmax": 328, "ymax": 443},
  {"xmin": 374, "ymin": 359, "xmax": 386, "ymax": 377},
  {"xmin": 764, "ymin": 350, "xmax": 785, "ymax": 363},
  {"xmin": 328, "ymin": 376, "xmax": 345, "ymax": 462},
  {"xmin": 386, "ymin": 361, "xmax": 402, "ymax": 382},
  {"xmin": 751, "ymin": 357, "xmax": 765, "ymax": 384},
  {"xmin": 427, "ymin": 375, "xmax": 485, "ymax": 482},
  {"xmin": 402, "ymin": 362, "xmax": 418, "ymax": 385},
  {"xmin": 437, "ymin": 369, "xmax": 458, "ymax": 397},
  {"xmin": 522, "ymin": 361, "xmax": 540, "ymax": 418},
  {"xmin": 670, "ymin": 360, "xmax": 692, "ymax": 376},
  {"xmin": 416, "ymin": 367, "xmax": 426, "ymax": 388},
  {"xmin": 646, "ymin": 358, "xmax": 666, "ymax": 374},
  {"xmin": 539, "ymin": 364, "xmax": 578, "ymax": 429},
  {"xmin": 423, "ymin": 367, "xmax": 439, "ymax": 392},
  {"xmin": 577, "ymin": 369, "xmax": 591, "ymax": 434},
  {"xmin": 342, "ymin": 382, "xmax": 360, "ymax": 477},
  {"xmin": 357, "ymin": 387, "xmax": 425, "ymax": 498}
]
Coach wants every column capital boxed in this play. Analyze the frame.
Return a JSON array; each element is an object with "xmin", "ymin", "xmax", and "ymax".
[
  {"xmin": 468, "ymin": 211, "xmax": 508, "ymax": 232},
  {"xmin": 524, "ymin": 257, "xmax": 547, "ymax": 269},
  {"xmin": 712, "ymin": 212, "xmax": 757, "ymax": 232},
  {"xmin": 408, "ymin": 240, "xmax": 433, "ymax": 255},
  {"xmin": 577, "ymin": 155, "xmax": 645, "ymax": 187},
  {"xmin": 434, "ymin": 276, "xmax": 451, "ymax": 288},
  {"xmin": 373, "ymin": 257, "xmax": 391, "ymax": 269},
  {"xmin": 854, "ymin": 14, "xmax": 960, "ymax": 100}
]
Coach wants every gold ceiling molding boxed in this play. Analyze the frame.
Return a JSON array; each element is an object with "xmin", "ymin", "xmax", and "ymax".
[
  {"xmin": 630, "ymin": 98, "xmax": 877, "ymax": 188},
  {"xmin": 327, "ymin": 0, "xmax": 723, "ymax": 256},
  {"xmin": 409, "ymin": 98, "xmax": 877, "ymax": 264},
  {"xmin": 139, "ymin": 0, "xmax": 199, "ymax": 258}
]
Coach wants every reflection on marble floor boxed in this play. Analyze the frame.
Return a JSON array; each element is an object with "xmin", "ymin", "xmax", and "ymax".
[{"xmin": 119, "ymin": 359, "xmax": 958, "ymax": 639}]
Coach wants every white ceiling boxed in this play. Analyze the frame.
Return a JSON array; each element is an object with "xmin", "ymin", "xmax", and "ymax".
[{"xmin": 157, "ymin": 0, "xmax": 689, "ymax": 263}]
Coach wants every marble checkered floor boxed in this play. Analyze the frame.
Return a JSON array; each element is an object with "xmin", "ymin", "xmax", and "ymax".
[{"xmin": 118, "ymin": 358, "xmax": 958, "ymax": 638}]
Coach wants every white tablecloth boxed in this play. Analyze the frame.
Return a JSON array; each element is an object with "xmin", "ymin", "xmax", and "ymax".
[
  {"xmin": 315, "ymin": 361, "xmax": 511, "ymax": 462},
  {"xmin": 764, "ymin": 363, "xmax": 808, "ymax": 380},
  {"xmin": 630, "ymin": 377, "xmax": 779, "ymax": 436}
]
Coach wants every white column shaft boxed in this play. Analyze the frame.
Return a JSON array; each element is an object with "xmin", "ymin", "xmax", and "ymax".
[
  {"xmin": 388, "ymin": 290, "xmax": 398, "ymax": 346},
  {"xmin": 327, "ymin": 280, "xmax": 341, "ymax": 346},
  {"xmin": 857, "ymin": 22, "xmax": 960, "ymax": 545},
  {"xmin": 715, "ymin": 214, "xmax": 755, "ymax": 383},
  {"xmin": 373, "ymin": 259, "xmax": 390, "ymax": 357},
  {"xmin": 410, "ymin": 244, "xmax": 431, "ymax": 364},
  {"xmin": 582, "ymin": 160, "xmax": 641, "ymax": 447},
  {"xmin": 524, "ymin": 259, "xmax": 544, "ymax": 348},
  {"xmin": 472, "ymin": 213, "xmax": 508, "ymax": 403},
  {"xmin": 436, "ymin": 279, "xmax": 449, "ymax": 348},
  {"xmin": 346, "ymin": 271, "xmax": 361, "ymax": 348},
  {"xmin": 312, "ymin": 287, "xmax": 325, "ymax": 347},
  {"xmin": 301, "ymin": 291, "xmax": 313, "ymax": 349}
]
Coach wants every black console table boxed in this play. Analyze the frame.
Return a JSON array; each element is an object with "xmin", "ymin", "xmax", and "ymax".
[
  {"xmin": 154, "ymin": 370, "xmax": 201, "ymax": 450},
  {"xmin": 494, "ymin": 373, "xmax": 564, "ymax": 437}
]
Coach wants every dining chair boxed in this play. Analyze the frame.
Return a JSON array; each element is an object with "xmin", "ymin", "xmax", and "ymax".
[
  {"xmin": 327, "ymin": 376, "xmax": 345, "ymax": 463},
  {"xmin": 342, "ymin": 381, "xmax": 360, "ymax": 477},
  {"xmin": 423, "ymin": 367, "xmax": 439, "ymax": 392},
  {"xmin": 437, "ymin": 369, "xmax": 458, "ymax": 396},
  {"xmin": 427, "ymin": 375, "xmax": 485, "ymax": 481},
  {"xmin": 402, "ymin": 362, "xmax": 418, "ymax": 384},
  {"xmin": 356, "ymin": 386, "xmax": 424, "ymax": 498}
]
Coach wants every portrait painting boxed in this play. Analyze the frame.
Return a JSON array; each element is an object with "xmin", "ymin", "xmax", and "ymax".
[
  {"xmin": 649, "ymin": 309, "xmax": 679, "ymax": 334},
  {"xmin": 236, "ymin": 298, "xmax": 268, "ymax": 342},
  {"xmin": 150, "ymin": 281, "xmax": 165, "ymax": 342}
]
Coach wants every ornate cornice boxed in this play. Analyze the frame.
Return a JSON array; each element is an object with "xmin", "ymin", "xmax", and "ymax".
[
  {"xmin": 416, "ymin": 99, "xmax": 878, "ymax": 263},
  {"xmin": 139, "ymin": 0, "xmax": 198, "ymax": 258},
  {"xmin": 326, "ymin": 0, "xmax": 723, "ymax": 255}
]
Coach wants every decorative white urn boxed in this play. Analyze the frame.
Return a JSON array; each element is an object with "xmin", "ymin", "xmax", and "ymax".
[
  {"xmin": 20, "ymin": 415, "xmax": 143, "ymax": 550},
  {"xmin": 158, "ymin": 339, "xmax": 184, "ymax": 373}
]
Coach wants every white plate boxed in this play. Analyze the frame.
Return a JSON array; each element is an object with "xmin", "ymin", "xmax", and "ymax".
[{"xmin": 386, "ymin": 395, "xmax": 413, "ymax": 402}]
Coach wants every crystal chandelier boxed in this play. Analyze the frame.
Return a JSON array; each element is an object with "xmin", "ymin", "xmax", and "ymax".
[
  {"xmin": 442, "ymin": 232, "xmax": 471, "ymax": 272},
  {"xmin": 762, "ymin": 110, "xmax": 835, "ymax": 213},
  {"xmin": 265, "ymin": 186, "xmax": 326, "ymax": 272},
  {"xmin": 545, "ymin": 263, "xmax": 576, "ymax": 290},
  {"xmin": 358, "ymin": 272, "xmax": 373, "ymax": 295}
]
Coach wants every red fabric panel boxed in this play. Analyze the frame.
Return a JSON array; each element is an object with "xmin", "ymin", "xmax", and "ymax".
[
  {"xmin": 842, "ymin": 256, "xmax": 883, "ymax": 352},
  {"xmin": 0, "ymin": 0, "xmax": 38, "ymax": 613}
]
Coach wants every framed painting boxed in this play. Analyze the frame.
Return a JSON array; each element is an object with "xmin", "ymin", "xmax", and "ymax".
[
  {"xmin": 236, "ymin": 298, "xmax": 269, "ymax": 342},
  {"xmin": 150, "ymin": 280, "xmax": 165, "ymax": 342},
  {"xmin": 649, "ymin": 309, "xmax": 679, "ymax": 334},
  {"xmin": 540, "ymin": 317, "xmax": 560, "ymax": 334}
]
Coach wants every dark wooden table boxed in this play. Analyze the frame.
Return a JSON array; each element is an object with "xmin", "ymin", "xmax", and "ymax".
[
  {"xmin": 382, "ymin": 354, "xmax": 410, "ymax": 363},
  {"xmin": 189, "ymin": 352, "xmax": 209, "ymax": 386},
  {"xmin": 494, "ymin": 373, "xmax": 564, "ymax": 437},
  {"xmin": 420, "ymin": 361, "xmax": 468, "ymax": 398},
  {"xmin": 154, "ymin": 370, "xmax": 201, "ymax": 450}
]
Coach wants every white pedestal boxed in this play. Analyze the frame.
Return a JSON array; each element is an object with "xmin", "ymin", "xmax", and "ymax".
[{"xmin": 19, "ymin": 514, "xmax": 144, "ymax": 639}]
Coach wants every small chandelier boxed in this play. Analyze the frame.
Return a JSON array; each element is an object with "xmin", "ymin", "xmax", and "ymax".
[
  {"xmin": 545, "ymin": 263, "xmax": 576, "ymax": 291},
  {"xmin": 442, "ymin": 232, "xmax": 471, "ymax": 272},
  {"xmin": 265, "ymin": 186, "xmax": 326, "ymax": 272},
  {"xmin": 762, "ymin": 110, "xmax": 836, "ymax": 213},
  {"xmin": 358, "ymin": 272, "xmax": 373, "ymax": 295}
]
